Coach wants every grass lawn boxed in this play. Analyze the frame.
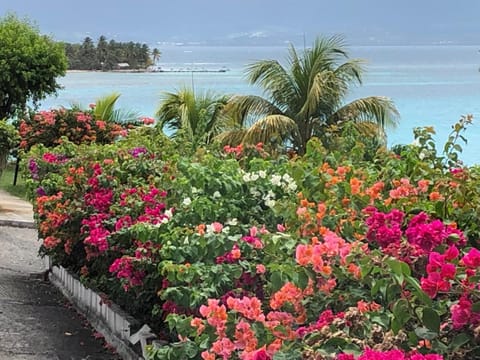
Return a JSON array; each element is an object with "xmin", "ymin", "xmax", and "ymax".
[{"xmin": 0, "ymin": 162, "xmax": 28, "ymax": 199}]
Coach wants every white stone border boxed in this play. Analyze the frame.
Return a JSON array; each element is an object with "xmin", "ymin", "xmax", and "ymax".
[{"xmin": 45, "ymin": 256, "xmax": 157, "ymax": 359}]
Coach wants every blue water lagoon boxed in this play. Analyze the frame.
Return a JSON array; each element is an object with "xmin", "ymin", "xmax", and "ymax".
[{"xmin": 41, "ymin": 45, "xmax": 480, "ymax": 164}]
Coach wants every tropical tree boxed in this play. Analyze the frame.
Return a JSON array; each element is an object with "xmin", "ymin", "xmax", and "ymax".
[
  {"xmin": 92, "ymin": 93, "xmax": 140, "ymax": 123},
  {"xmin": 152, "ymin": 48, "xmax": 161, "ymax": 64},
  {"xmin": 0, "ymin": 14, "xmax": 67, "ymax": 120},
  {"xmin": 156, "ymin": 88, "xmax": 230, "ymax": 150},
  {"xmin": 224, "ymin": 35, "xmax": 399, "ymax": 154}
]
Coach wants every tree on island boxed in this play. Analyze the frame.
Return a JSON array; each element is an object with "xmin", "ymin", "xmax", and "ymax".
[
  {"xmin": 224, "ymin": 35, "xmax": 399, "ymax": 154},
  {"xmin": 152, "ymin": 48, "xmax": 161, "ymax": 64},
  {"xmin": 0, "ymin": 14, "xmax": 67, "ymax": 120},
  {"xmin": 63, "ymin": 36, "xmax": 151, "ymax": 71}
]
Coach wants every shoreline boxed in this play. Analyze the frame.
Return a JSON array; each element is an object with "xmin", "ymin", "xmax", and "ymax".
[{"xmin": 67, "ymin": 68, "xmax": 229, "ymax": 74}]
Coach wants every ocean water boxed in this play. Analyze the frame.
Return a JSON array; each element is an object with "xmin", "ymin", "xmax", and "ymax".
[{"xmin": 40, "ymin": 45, "xmax": 480, "ymax": 164}]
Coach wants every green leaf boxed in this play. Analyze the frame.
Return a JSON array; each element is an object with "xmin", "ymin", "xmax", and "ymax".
[
  {"xmin": 184, "ymin": 341, "xmax": 198, "ymax": 358},
  {"xmin": 422, "ymin": 307, "xmax": 440, "ymax": 333},
  {"xmin": 270, "ymin": 271, "xmax": 284, "ymax": 292},
  {"xmin": 295, "ymin": 268, "xmax": 310, "ymax": 290},
  {"xmin": 370, "ymin": 314, "xmax": 390, "ymax": 328},
  {"xmin": 386, "ymin": 258, "xmax": 404, "ymax": 283},
  {"xmin": 471, "ymin": 301, "xmax": 480, "ymax": 313},
  {"xmin": 415, "ymin": 327, "xmax": 438, "ymax": 340},
  {"xmin": 404, "ymin": 276, "xmax": 432, "ymax": 306},
  {"xmin": 450, "ymin": 333, "xmax": 471, "ymax": 350}
]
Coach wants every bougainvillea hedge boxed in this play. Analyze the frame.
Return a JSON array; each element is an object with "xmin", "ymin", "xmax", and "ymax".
[{"xmin": 24, "ymin": 117, "xmax": 480, "ymax": 359}]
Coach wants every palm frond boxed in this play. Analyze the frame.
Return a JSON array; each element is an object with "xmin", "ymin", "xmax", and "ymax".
[
  {"xmin": 331, "ymin": 96, "xmax": 400, "ymax": 129},
  {"xmin": 245, "ymin": 60, "xmax": 296, "ymax": 109},
  {"xmin": 224, "ymin": 95, "xmax": 283, "ymax": 127},
  {"xmin": 242, "ymin": 114, "xmax": 297, "ymax": 146},
  {"xmin": 299, "ymin": 70, "xmax": 340, "ymax": 119},
  {"xmin": 214, "ymin": 129, "xmax": 248, "ymax": 147},
  {"xmin": 94, "ymin": 93, "xmax": 121, "ymax": 122},
  {"xmin": 334, "ymin": 59, "xmax": 366, "ymax": 86}
]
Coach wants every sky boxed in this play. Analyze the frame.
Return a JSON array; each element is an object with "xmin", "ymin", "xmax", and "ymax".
[{"xmin": 2, "ymin": 0, "xmax": 480, "ymax": 46}]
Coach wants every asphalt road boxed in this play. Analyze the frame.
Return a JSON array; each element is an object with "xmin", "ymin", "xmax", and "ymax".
[{"xmin": 0, "ymin": 227, "xmax": 120, "ymax": 360}]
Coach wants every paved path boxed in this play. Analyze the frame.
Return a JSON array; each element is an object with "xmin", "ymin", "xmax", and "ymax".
[
  {"xmin": 0, "ymin": 190, "xmax": 121, "ymax": 359},
  {"xmin": 0, "ymin": 189, "xmax": 34, "ymax": 226}
]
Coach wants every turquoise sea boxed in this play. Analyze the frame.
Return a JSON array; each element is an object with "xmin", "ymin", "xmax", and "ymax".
[{"xmin": 40, "ymin": 45, "xmax": 480, "ymax": 164}]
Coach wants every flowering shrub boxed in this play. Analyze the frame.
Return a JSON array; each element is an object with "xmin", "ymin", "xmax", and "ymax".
[
  {"xmin": 18, "ymin": 107, "xmax": 141, "ymax": 150},
  {"xmin": 24, "ymin": 118, "xmax": 480, "ymax": 359}
]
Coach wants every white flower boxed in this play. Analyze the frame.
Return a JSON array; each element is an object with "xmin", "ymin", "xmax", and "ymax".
[
  {"xmin": 213, "ymin": 191, "xmax": 221, "ymax": 198},
  {"xmin": 191, "ymin": 187, "xmax": 199, "ymax": 194},
  {"xmin": 206, "ymin": 224, "xmax": 214, "ymax": 234},
  {"xmin": 287, "ymin": 182, "xmax": 298, "ymax": 192},
  {"xmin": 258, "ymin": 170, "xmax": 267, "ymax": 179},
  {"xmin": 243, "ymin": 173, "xmax": 252, "ymax": 182},
  {"xmin": 222, "ymin": 226, "xmax": 230, "ymax": 234},
  {"xmin": 250, "ymin": 187, "xmax": 261, "ymax": 197},
  {"xmin": 265, "ymin": 199, "xmax": 276, "ymax": 208},
  {"xmin": 182, "ymin": 197, "xmax": 192, "ymax": 206},
  {"xmin": 164, "ymin": 208, "xmax": 173, "ymax": 218},
  {"xmin": 271, "ymin": 174, "xmax": 282, "ymax": 186},
  {"xmin": 226, "ymin": 218, "xmax": 238, "ymax": 226},
  {"xmin": 267, "ymin": 190, "xmax": 276, "ymax": 199},
  {"xmin": 282, "ymin": 174, "xmax": 293, "ymax": 183}
]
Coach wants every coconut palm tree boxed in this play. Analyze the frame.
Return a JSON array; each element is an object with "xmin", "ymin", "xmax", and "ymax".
[
  {"xmin": 156, "ymin": 88, "xmax": 230, "ymax": 150},
  {"xmin": 223, "ymin": 35, "xmax": 399, "ymax": 154},
  {"xmin": 152, "ymin": 48, "xmax": 161, "ymax": 64}
]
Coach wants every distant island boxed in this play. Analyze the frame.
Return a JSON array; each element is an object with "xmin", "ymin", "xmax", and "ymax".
[{"xmin": 62, "ymin": 35, "xmax": 161, "ymax": 71}]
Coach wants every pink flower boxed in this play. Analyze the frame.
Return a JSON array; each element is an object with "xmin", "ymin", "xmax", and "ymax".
[
  {"xmin": 365, "ymin": 208, "xmax": 404, "ymax": 248},
  {"xmin": 450, "ymin": 296, "xmax": 472, "ymax": 329},
  {"xmin": 141, "ymin": 117, "xmax": 155, "ymax": 125},
  {"xmin": 256, "ymin": 264, "xmax": 266, "ymax": 274},
  {"xmin": 211, "ymin": 222, "xmax": 224, "ymax": 233},
  {"xmin": 109, "ymin": 257, "xmax": 145, "ymax": 290},
  {"xmin": 276, "ymin": 224, "xmax": 286, "ymax": 232},
  {"xmin": 421, "ymin": 272, "xmax": 451, "ymax": 298},
  {"xmin": 461, "ymin": 248, "xmax": 480, "ymax": 268}
]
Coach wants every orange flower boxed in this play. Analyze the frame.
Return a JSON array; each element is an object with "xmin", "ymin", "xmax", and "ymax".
[
  {"xmin": 196, "ymin": 223, "xmax": 206, "ymax": 235},
  {"xmin": 357, "ymin": 300, "xmax": 370, "ymax": 313},
  {"xmin": 417, "ymin": 179, "xmax": 430, "ymax": 193},
  {"xmin": 350, "ymin": 177, "xmax": 363, "ymax": 195},
  {"xmin": 429, "ymin": 191, "xmax": 444, "ymax": 201},
  {"xmin": 370, "ymin": 301, "xmax": 382, "ymax": 312},
  {"xmin": 347, "ymin": 263, "xmax": 362, "ymax": 279},
  {"xmin": 191, "ymin": 317, "xmax": 205, "ymax": 335}
]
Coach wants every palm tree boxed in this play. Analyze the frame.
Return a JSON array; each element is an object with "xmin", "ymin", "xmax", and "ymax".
[
  {"xmin": 156, "ymin": 88, "xmax": 230, "ymax": 150},
  {"xmin": 92, "ymin": 92, "xmax": 140, "ymax": 123},
  {"xmin": 223, "ymin": 35, "xmax": 399, "ymax": 154},
  {"xmin": 152, "ymin": 48, "xmax": 161, "ymax": 64}
]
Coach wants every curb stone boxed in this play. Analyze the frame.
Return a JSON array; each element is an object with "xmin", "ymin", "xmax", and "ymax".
[
  {"xmin": 0, "ymin": 218, "xmax": 36, "ymax": 229},
  {"xmin": 46, "ymin": 259, "xmax": 147, "ymax": 360}
]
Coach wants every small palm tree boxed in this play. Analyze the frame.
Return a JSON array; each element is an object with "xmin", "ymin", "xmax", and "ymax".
[
  {"xmin": 224, "ymin": 35, "xmax": 399, "ymax": 154},
  {"xmin": 156, "ymin": 88, "xmax": 230, "ymax": 150},
  {"xmin": 93, "ymin": 92, "xmax": 140, "ymax": 124}
]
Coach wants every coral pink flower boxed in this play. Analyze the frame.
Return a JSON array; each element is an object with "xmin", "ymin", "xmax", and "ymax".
[{"xmin": 256, "ymin": 264, "xmax": 266, "ymax": 274}]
